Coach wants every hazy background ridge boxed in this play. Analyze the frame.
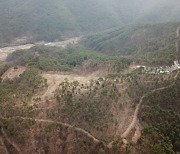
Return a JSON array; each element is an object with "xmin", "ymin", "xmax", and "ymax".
[{"xmin": 0, "ymin": 0, "xmax": 180, "ymax": 44}]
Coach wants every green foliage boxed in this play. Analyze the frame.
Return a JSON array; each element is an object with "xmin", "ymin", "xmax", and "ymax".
[
  {"xmin": 0, "ymin": 68, "xmax": 46, "ymax": 116},
  {"xmin": 139, "ymin": 127, "xmax": 175, "ymax": 154},
  {"xmin": 45, "ymin": 123, "xmax": 57, "ymax": 135},
  {"xmin": 7, "ymin": 46, "xmax": 131, "ymax": 72},
  {"xmin": 112, "ymin": 137, "xmax": 124, "ymax": 149},
  {"xmin": 0, "ymin": 64, "xmax": 10, "ymax": 77},
  {"xmin": 83, "ymin": 22, "xmax": 180, "ymax": 65},
  {"xmin": 16, "ymin": 68, "xmax": 46, "ymax": 96},
  {"xmin": 139, "ymin": 73, "xmax": 180, "ymax": 153},
  {"xmin": 54, "ymin": 78, "xmax": 121, "ymax": 139},
  {"xmin": 0, "ymin": 118, "xmax": 36, "ymax": 144}
]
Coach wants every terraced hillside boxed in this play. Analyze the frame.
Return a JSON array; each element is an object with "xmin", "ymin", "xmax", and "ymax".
[{"xmin": 83, "ymin": 22, "xmax": 180, "ymax": 65}]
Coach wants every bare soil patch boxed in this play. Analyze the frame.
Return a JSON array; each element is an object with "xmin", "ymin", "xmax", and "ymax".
[
  {"xmin": 0, "ymin": 37, "xmax": 81, "ymax": 62},
  {"xmin": 123, "ymin": 64, "xmax": 138, "ymax": 74},
  {"xmin": 39, "ymin": 71, "xmax": 99, "ymax": 100},
  {"xmin": 1, "ymin": 66, "xmax": 26, "ymax": 82},
  {"xmin": 0, "ymin": 44, "xmax": 34, "ymax": 62},
  {"xmin": 43, "ymin": 37, "xmax": 80, "ymax": 48}
]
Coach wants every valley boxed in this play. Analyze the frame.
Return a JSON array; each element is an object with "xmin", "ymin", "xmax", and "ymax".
[
  {"xmin": 0, "ymin": 24, "xmax": 180, "ymax": 153},
  {"xmin": 0, "ymin": 1, "xmax": 180, "ymax": 152},
  {"xmin": 0, "ymin": 37, "xmax": 80, "ymax": 62}
]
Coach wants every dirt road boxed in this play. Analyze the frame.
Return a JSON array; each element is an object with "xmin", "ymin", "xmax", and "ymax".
[
  {"xmin": 121, "ymin": 71, "xmax": 179, "ymax": 139},
  {"xmin": 177, "ymin": 27, "xmax": 180, "ymax": 38},
  {"xmin": 121, "ymin": 85, "xmax": 174, "ymax": 139},
  {"xmin": 0, "ymin": 116, "xmax": 100, "ymax": 144},
  {"xmin": 1, "ymin": 72, "xmax": 178, "ymax": 150}
]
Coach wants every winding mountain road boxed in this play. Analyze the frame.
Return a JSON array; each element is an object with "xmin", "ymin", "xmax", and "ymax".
[
  {"xmin": 120, "ymin": 27, "xmax": 180, "ymax": 140},
  {"xmin": 0, "ymin": 116, "xmax": 100, "ymax": 145},
  {"xmin": 0, "ymin": 33, "xmax": 179, "ymax": 150},
  {"xmin": 177, "ymin": 27, "xmax": 180, "ymax": 38},
  {"xmin": 0, "ymin": 71, "xmax": 178, "ymax": 151},
  {"xmin": 1, "ymin": 71, "xmax": 178, "ymax": 151},
  {"xmin": 121, "ymin": 71, "xmax": 179, "ymax": 139},
  {"xmin": 121, "ymin": 85, "xmax": 173, "ymax": 139}
]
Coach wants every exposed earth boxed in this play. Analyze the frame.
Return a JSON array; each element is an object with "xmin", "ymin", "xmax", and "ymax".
[
  {"xmin": 1, "ymin": 66, "xmax": 26, "ymax": 82},
  {"xmin": 40, "ymin": 71, "xmax": 99, "ymax": 100},
  {"xmin": 0, "ymin": 37, "xmax": 80, "ymax": 62}
]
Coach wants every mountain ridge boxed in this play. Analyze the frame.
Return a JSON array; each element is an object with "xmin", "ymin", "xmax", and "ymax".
[{"xmin": 1, "ymin": 0, "xmax": 180, "ymax": 44}]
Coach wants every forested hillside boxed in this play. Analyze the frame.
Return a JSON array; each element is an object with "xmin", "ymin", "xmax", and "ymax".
[
  {"xmin": 1, "ymin": 0, "xmax": 180, "ymax": 44},
  {"xmin": 83, "ymin": 22, "xmax": 180, "ymax": 65},
  {"xmin": 6, "ymin": 46, "xmax": 131, "ymax": 72},
  {"xmin": 137, "ymin": 72, "xmax": 180, "ymax": 153},
  {"xmin": 0, "ymin": 0, "xmax": 180, "ymax": 153},
  {"xmin": 0, "ymin": 39, "xmax": 179, "ymax": 154}
]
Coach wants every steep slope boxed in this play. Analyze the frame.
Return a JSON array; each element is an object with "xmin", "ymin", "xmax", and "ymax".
[
  {"xmin": 0, "ymin": 0, "xmax": 80, "ymax": 44},
  {"xmin": 82, "ymin": 22, "xmax": 180, "ymax": 65},
  {"xmin": 136, "ymin": 71, "xmax": 180, "ymax": 154}
]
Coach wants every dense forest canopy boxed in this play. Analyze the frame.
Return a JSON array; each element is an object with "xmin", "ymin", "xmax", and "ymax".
[
  {"xmin": 1, "ymin": 0, "xmax": 180, "ymax": 44},
  {"xmin": 82, "ymin": 22, "xmax": 180, "ymax": 65}
]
